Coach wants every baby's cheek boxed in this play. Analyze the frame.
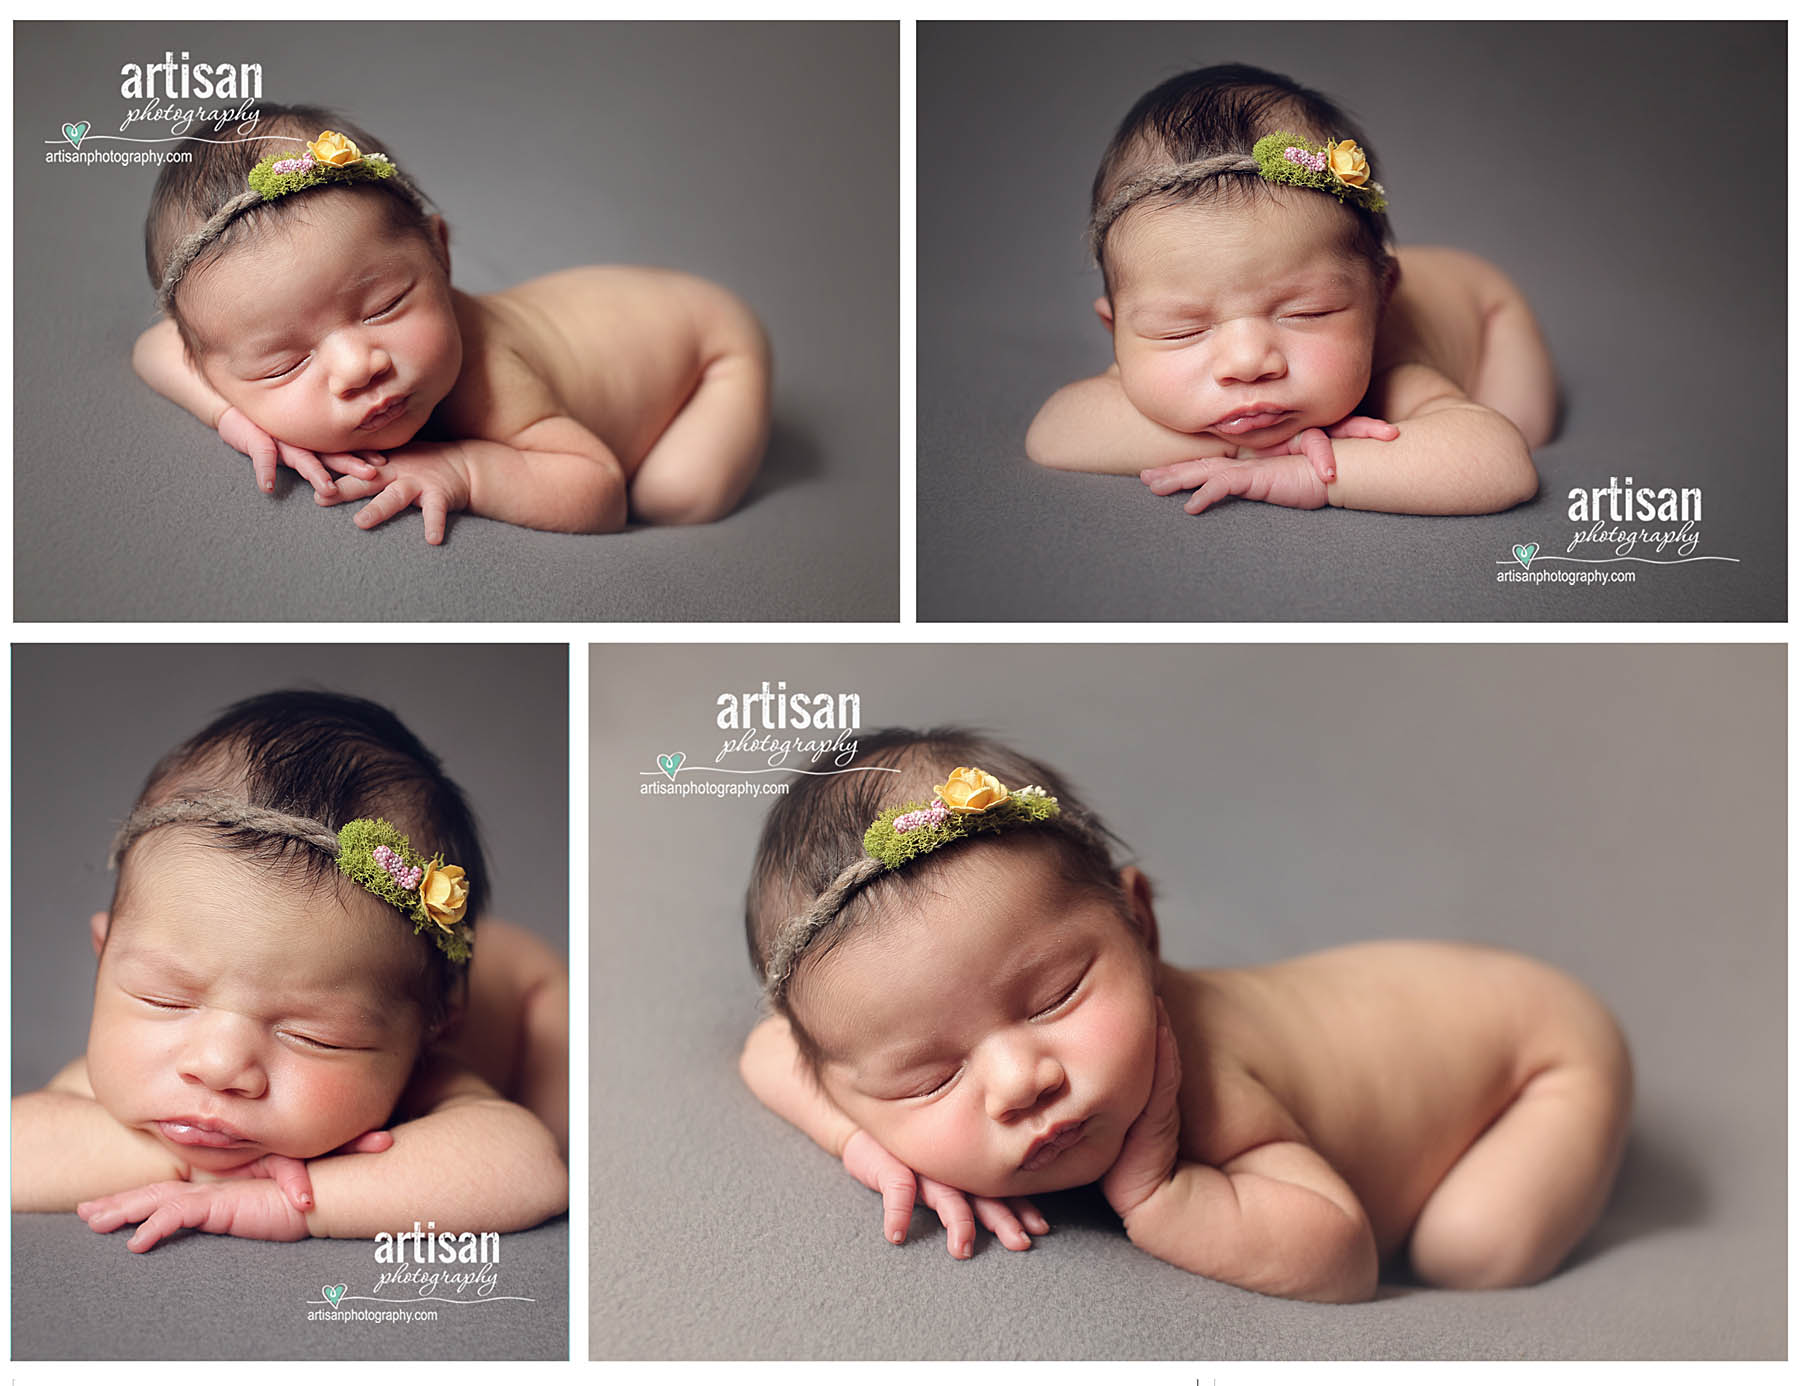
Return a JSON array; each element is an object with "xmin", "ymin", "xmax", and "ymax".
[{"xmin": 281, "ymin": 1059, "xmax": 409, "ymax": 1153}]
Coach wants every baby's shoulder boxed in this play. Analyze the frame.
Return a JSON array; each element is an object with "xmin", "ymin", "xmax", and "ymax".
[
  {"xmin": 1394, "ymin": 246, "xmax": 1525, "ymax": 310},
  {"xmin": 1161, "ymin": 967, "xmax": 1309, "ymax": 1165},
  {"xmin": 491, "ymin": 265, "xmax": 757, "ymax": 338}
]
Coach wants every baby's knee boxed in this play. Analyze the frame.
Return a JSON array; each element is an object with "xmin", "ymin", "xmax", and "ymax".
[
  {"xmin": 1411, "ymin": 1209, "xmax": 1563, "ymax": 1290},
  {"xmin": 630, "ymin": 471, "xmax": 738, "ymax": 526}
]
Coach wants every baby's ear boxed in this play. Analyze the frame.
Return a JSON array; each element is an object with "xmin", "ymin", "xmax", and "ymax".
[
  {"xmin": 427, "ymin": 214, "xmax": 452, "ymax": 275},
  {"xmin": 1093, "ymin": 296, "xmax": 1116, "ymax": 333},
  {"xmin": 1118, "ymin": 867, "xmax": 1159, "ymax": 959},
  {"xmin": 88, "ymin": 910, "xmax": 110, "ymax": 959}
]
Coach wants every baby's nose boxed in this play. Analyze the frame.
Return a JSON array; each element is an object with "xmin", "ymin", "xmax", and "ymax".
[
  {"xmin": 180, "ymin": 1015, "xmax": 267, "ymax": 1097},
  {"xmin": 985, "ymin": 1046, "xmax": 1067, "ymax": 1121},
  {"xmin": 328, "ymin": 338, "xmax": 392, "ymax": 395},
  {"xmin": 1213, "ymin": 320, "xmax": 1284, "ymax": 383}
]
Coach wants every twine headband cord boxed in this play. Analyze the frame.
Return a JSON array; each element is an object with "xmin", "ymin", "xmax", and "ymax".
[
  {"xmin": 760, "ymin": 768, "xmax": 1071, "ymax": 1008},
  {"xmin": 1087, "ymin": 132, "xmax": 1388, "ymax": 261},
  {"xmin": 156, "ymin": 130, "xmax": 427, "ymax": 314},
  {"xmin": 110, "ymin": 792, "xmax": 472, "ymax": 964}
]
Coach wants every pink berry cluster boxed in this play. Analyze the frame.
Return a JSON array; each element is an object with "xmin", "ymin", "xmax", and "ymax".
[
  {"xmin": 271, "ymin": 153, "xmax": 318, "ymax": 176},
  {"xmin": 373, "ymin": 843, "xmax": 423, "ymax": 891},
  {"xmin": 893, "ymin": 800, "xmax": 950, "ymax": 833},
  {"xmin": 1283, "ymin": 146, "xmax": 1328, "ymax": 174}
]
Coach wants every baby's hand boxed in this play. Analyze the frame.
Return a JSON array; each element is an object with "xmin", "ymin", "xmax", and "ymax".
[
  {"xmin": 1139, "ymin": 415, "xmax": 1399, "ymax": 513},
  {"xmin": 215, "ymin": 406, "xmax": 383, "ymax": 498},
  {"xmin": 76, "ymin": 1176, "xmax": 308, "ymax": 1253},
  {"xmin": 1101, "ymin": 1000, "xmax": 1182, "ymax": 1222},
  {"xmin": 243, "ymin": 1130, "xmax": 397, "ymax": 1213},
  {"xmin": 841, "ymin": 1128, "xmax": 1049, "ymax": 1259},
  {"xmin": 317, "ymin": 443, "xmax": 471, "ymax": 546}
]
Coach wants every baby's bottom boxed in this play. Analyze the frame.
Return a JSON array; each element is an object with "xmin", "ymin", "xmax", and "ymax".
[
  {"xmin": 1408, "ymin": 1010, "xmax": 1632, "ymax": 1289},
  {"xmin": 628, "ymin": 321, "xmax": 771, "ymax": 526}
]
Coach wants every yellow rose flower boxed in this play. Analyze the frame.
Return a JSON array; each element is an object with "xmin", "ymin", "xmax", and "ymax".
[
  {"xmin": 307, "ymin": 131, "xmax": 362, "ymax": 168},
  {"xmin": 419, "ymin": 863, "xmax": 469, "ymax": 928},
  {"xmin": 934, "ymin": 766, "xmax": 1009, "ymax": 815},
  {"xmin": 1326, "ymin": 139, "xmax": 1370, "ymax": 188}
]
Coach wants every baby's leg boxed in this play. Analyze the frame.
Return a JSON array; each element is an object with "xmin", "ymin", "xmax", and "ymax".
[
  {"xmin": 628, "ymin": 313, "xmax": 771, "ymax": 526},
  {"xmin": 1471, "ymin": 283, "xmax": 1558, "ymax": 449},
  {"xmin": 1408, "ymin": 1015, "xmax": 1631, "ymax": 1289}
]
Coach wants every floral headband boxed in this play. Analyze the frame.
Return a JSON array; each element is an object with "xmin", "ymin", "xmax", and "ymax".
[
  {"xmin": 156, "ymin": 130, "xmax": 427, "ymax": 313},
  {"xmin": 109, "ymin": 792, "xmax": 473, "ymax": 963},
  {"xmin": 761, "ymin": 767, "xmax": 1061, "ymax": 1004},
  {"xmin": 1088, "ymin": 131, "xmax": 1388, "ymax": 259}
]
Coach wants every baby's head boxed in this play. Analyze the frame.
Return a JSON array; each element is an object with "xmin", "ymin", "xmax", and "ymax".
[
  {"xmin": 88, "ymin": 690, "xmax": 488, "ymax": 1171},
  {"xmin": 144, "ymin": 104, "xmax": 462, "ymax": 454},
  {"xmin": 747, "ymin": 729, "xmax": 1161, "ymax": 1198},
  {"xmin": 1090, "ymin": 64, "xmax": 1397, "ymax": 447}
]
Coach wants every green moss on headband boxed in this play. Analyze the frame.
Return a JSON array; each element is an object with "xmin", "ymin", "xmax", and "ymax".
[
  {"xmin": 246, "ymin": 145, "xmax": 397, "ymax": 202},
  {"xmin": 1252, "ymin": 131, "xmax": 1388, "ymax": 214},
  {"xmin": 863, "ymin": 787, "xmax": 1061, "ymax": 872},
  {"xmin": 337, "ymin": 817, "xmax": 472, "ymax": 964}
]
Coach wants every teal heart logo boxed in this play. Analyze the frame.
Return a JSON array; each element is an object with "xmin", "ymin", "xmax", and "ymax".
[
  {"xmin": 657, "ymin": 752, "xmax": 685, "ymax": 780},
  {"xmin": 322, "ymin": 1284, "xmax": 347, "ymax": 1308},
  {"xmin": 1512, "ymin": 543, "xmax": 1539, "ymax": 568},
  {"xmin": 62, "ymin": 121, "xmax": 90, "ymax": 149}
]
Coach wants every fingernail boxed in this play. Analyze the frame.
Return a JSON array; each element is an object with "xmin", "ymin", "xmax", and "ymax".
[{"xmin": 889, "ymin": 1230, "xmax": 904, "ymax": 1244}]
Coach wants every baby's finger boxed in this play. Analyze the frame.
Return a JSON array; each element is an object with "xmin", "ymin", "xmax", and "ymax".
[
  {"xmin": 919, "ymin": 1178, "xmax": 977, "ymax": 1259},
  {"xmin": 262, "ymin": 1155, "xmax": 313, "ymax": 1212},
  {"xmin": 874, "ymin": 1165, "xmax": 917, "ymax": 1245},
  {"xmin": 1183, "ymin": 473, "xmax": 1241, "ymax": 515},
  {"xmin": 970, "ymin": 1195, "xmax": 1032, "ymax": 1252},
  {"xmin": 1295, "ymin": 428, "xmax": 1336, "ymax": 484},
  {"xmin": 1326, "ymin": 415, "xmax": 1400, "ymax": 442},
  {"xmin": 1140, "ymin": 460, "xmax": 1214, "ymax": 495},
  {"xmin": 1012, "ymin": 1198, "xmax": 1050, "ymax": 1236},
  {"xmin": 354, "ymin": 479, "xmax": 419, "ymax": 530},
  {"xmin": 125, "ymin": 1194, "xmax": 207, "ymax": 1253},
  {"xmin": 276, "ymin": 444, "xmax": 338, "ymax": 498},
  {"xmin": 333, "ymin": 1130, "xmax": 396, "ymax": 1156},
  {"xmin": 421, "ymin": 491, "xmax": 448, "ymax": 546},
  {"xmin": 1101, "ymin": 1001, "xmax": 1184, "ymax": 1216},
  {"xmin": 319, "ymin": 451, "xmax": 382, "ymax": 481},
  {"xmin": 250, "ymin": 437, "xmax": 279, "ymax": 494}
]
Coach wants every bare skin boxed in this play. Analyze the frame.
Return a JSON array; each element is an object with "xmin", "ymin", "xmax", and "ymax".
[
  {"xmin": 1027, "ymin": 189, "xmax": 1553, "ymax": 516},
  {"xmin": 133, "ymin": 191, "xmax": 770, "ymax": 541},
  {"xmin": 11, "ymin": 863, "xmax": 569, "ymax": 1253},
  {"xmin": 742, "ymin": 846, "xmax": 1631, "ymax": 1300}
]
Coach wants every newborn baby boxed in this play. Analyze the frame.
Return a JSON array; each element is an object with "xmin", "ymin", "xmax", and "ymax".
[
  {"xmin": 740, "ymin": 731, "xmax": 1631, "ymax": 1301},
  {"xmin": 1028, "ymin": 64, "xmax": 1553, "ymax": 516},
  {"xmin": 133, "ymin": 104, "xmax": 769, "ymax": 543},
  {"xmin": 11, "ymin": 691, "xmax": 569, "ymax": 1250}
]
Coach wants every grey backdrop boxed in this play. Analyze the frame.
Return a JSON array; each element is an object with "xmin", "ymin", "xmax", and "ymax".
[
  {"xmin": 14, "ymin": 21, "xmax": 897, "ymax": 621},
  {"xmin": 591, "ymin": 644, "xmax": 1783, "ymax": 1359},
  {"xmin": 918, "ymin": 22, "xmax": 1785, "ymax": 621},
  {"xmin": 11, "ymin": 643, "xmax": 569, "ymax": 1359}
]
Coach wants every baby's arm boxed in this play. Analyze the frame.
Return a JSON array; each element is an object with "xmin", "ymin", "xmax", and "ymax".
[
  {"xmin": 1028, "ymin": 368, "xmax": 1239, "ymax": 474},
  {"xmin": 319, "ymin": 417, "xmax": 629, "ymax": 543},
  {"xmin": 11, "ymin": 1060, "xmax": 185, "ymax": 1210},
  {"xmin": 299, "ymin": 1060, "xmax": 566, "ymax": 1239},
  {"xmin": 1318, "ymin": 363, "xmax": 1538, "ymax": 514},
  {"xmin": 740, "ymin": 1018, "xmax": 1045, "ymax": 1257},
  {"xmin": 130, "ymin": 319, "xmax": 380, "ymax": 496},
  {"xmin": 77, "ymin": 1059, "xmax": 566, "ymax": 1250},
  {"xmin": 1104, "ymin": 1007, "xmax": 1378, "ymax": 1303}
]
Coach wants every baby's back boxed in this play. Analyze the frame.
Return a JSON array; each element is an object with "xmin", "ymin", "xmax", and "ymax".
[
  {"xmin": 450, "ymin": 266, "xmax": 760, "ymax": 470},
  {"xmin": 1168, "ymin": 941, "xmax": 1621, "ymax": 1252}
]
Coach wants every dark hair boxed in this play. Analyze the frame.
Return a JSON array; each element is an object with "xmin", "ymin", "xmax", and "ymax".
[
  {"xmin": 122, "ymin": 689, "xmax": 487, "ymax": 1020},
  {"xmin": 745, "ymin": 727, "xmax": 1128, "ymax": 1063},
  {"xmin": 144, "ymin": 103, "xmax": 436, "ymax": 355},
  {"xmin": 1091, "ymin": 63, "xmax": 1394, "ymax": 295}
]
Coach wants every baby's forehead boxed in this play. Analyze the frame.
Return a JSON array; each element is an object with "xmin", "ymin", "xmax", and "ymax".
[{"xmin": 112, "ymin": 831, "xmax": 423, "ymax": 987}]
